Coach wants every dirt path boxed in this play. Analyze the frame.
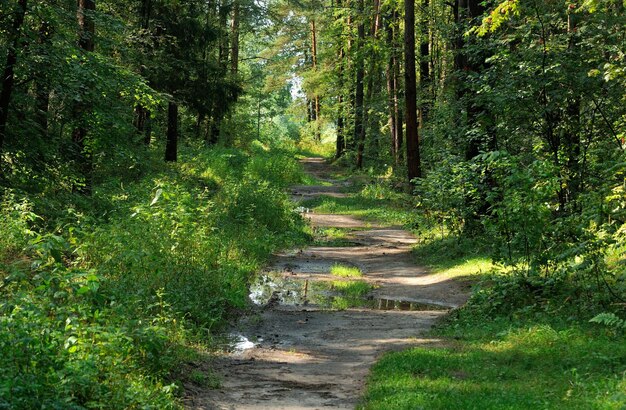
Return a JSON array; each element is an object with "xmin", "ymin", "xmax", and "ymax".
[{"xmin": 185, "ymin": 158, "xmax": 470, "ymax": 410}]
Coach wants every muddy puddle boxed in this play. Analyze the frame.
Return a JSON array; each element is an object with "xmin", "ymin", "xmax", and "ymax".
[{"xmin": 249, "ymin": 273, "xmax": 449, "ymax": 311}]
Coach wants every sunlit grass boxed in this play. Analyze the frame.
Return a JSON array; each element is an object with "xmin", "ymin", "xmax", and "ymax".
[
  {"xmin": 330, "ymin": 264, "xmax": 362, "ymax": 278},
  {"xmin": 412, "ymin": 235, "xmax": 495, "ymax": 279},
  {"xmin": 359, "ymin": 324, "xmax": 626, "ymax": 410}
]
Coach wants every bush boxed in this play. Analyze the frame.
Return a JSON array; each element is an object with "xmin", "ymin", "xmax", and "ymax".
[{"xmin": 0, "ymin": 145, "xmax": 308, "ymax": 408}]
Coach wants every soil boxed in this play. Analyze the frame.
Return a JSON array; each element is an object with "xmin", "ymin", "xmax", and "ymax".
[{"xmin": 184, "ymin": 158, "xmax": 471, "ymax": 410}]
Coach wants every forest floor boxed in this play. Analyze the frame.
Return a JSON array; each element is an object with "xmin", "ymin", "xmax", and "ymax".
[{"xmin": 184, "ymin": 158, "xmax": 472, "ymax": 409}]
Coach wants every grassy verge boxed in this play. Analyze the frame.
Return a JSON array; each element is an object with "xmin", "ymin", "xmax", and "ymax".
[
  {"xmin": 359, "ymin": 305, "xmax": 626, "ymax": 410},
  {"xmin": 359, "ymin": 236, "xmax": 626, "ymax": 410},
  {"xmin": 0, "ymin": 143, "xmax": 309, "ymax": 409}
]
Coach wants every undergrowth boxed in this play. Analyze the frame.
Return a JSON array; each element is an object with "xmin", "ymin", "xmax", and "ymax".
[
  {"xmin": 309, "ymin": 165, "xmax": 626, "ymax": 409},
  {"xmin": 0, "ymin": 143, "xmax": 309, "ymax": 409}
]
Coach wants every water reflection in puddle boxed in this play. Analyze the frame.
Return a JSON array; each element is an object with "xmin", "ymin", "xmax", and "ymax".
[
  {"xmin": 250, "ymin": 273, "xmax": 449, "ymax": 311},
  {"xmin": 229, "ymin": 334, "xmax": 257, "ymax": 353}
]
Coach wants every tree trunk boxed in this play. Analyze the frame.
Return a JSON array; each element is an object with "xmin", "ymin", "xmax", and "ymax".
[
  {"xmin": 165, "ymin": 101, "xmax": 178, "ymax": 162},
  {"xmin": 336, "ymin": 1, "xmax": 346, "ymax": 159},
  {"xmin": 311, "ymin": 19, "xmax": 321, "ymax": 141},
  {"xmin": 419, "ymin": 0, "xmax": 430, "ymax": 129},
  {"xmin": 144, "ymin": 110, "xmax": 152, "ymax": 145},
  {"xmin": 363, "ymin": 0, "xmax": 382, "ymax": 161},
  {"xmin": 393, "ymin": 5, "xmax": 403, "ymax": 164},
  {"xmin": 218, "ymin": 0, "xmax": 230, "ymax": 71},
  {"xmin": 404, "ymin": 0, "xmax": 421, "ymax": 181},
  {"xmin": 136, "ymin": 0, "xmax": 152, "ymax": 143},
  {"xmin": 564, "ymin": 4, "xmax": 581, "ymax": 208},
  {"xmin": 230, "ymin": 0, "xmax": 240, "ymax": 74},
  {"xmin": 385, "ymin": 7, "xmax": 400, "ymax": 162},
  {"xmin": 337, "ymin": 94, "xmax": 345, "ymax": 159},
  {"xmin": 386, "ymin": 16, "xmax": 397, "ymax": 161},
  {"xmin": 72, "ymin": 0, "xmax": 96, "ymax": 194},
  {"xmin": 35, "ymin": 20, "xmax": 52, "ymax": 142},
  {"xmin": 354, "ymin": 0, "xmax": 366, "ymax": 168},
  {"xmin": 0, "ymin": 0, "xmax": 28, "ymax": 161}
]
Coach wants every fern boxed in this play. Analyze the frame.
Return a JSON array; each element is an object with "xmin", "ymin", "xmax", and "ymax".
[{"xmin": 589, "ymin": 313, "xmax": 626, "ymax": 330}]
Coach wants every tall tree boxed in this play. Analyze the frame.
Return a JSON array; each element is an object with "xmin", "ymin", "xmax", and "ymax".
[
  {"xmin": 354, "ymin": 0, "xmax": 366, "ymax": 168},
  {"xmin": 404, "ymin": 0, "xmax": 421, "ymax": 181},
  {"xmin": 0, "ymin": 0, "xmax": 28, "ymax": 165},
  {"xmin": 231, "ymin": 0, "xmax": 240, "ymax": 74},
  {"xmin": 72, "ymin": 0, "xmax": 96, "ymax": 193},
  {"xmin": 419, "ymin": 0, "xmax": 430, "ymax": 129}
]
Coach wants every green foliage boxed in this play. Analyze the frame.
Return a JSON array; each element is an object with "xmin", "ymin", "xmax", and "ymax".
[
  {"xmin": 0, "ymin": 145, "xmax": 308, "ymax": 408},
  {"xmin": 0, "ymin": 193, "xmax": 37, "ymax": 262},
  {"xmin": 0, "ymin": 236, "xmax": 181, "ymax": 409},
  {"xmin": 590, "ymin": 313, "xmax": 626, "ymax": 331}
]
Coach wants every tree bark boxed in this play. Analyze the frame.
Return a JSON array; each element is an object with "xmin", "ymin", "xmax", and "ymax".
[
  {"xmin": 137, "ymin": 0, "xmax": 152, "ymax": 144},
  {"xmin": 311, "ymin": 18, "xmax": 321, "ymax": 141},
  {"xmin": 144, "ymin": 110, "xmax": 152, "ymax": 145},
  {"xmin": 354, "ymin": 0, "xmax": 366, "ymax": 168},
  {"xmin": 336, "ymin": 0, "xmax": 346, "ymax": 159},
  {"xmin": 72, "ymin": 0, "xmax": 96, "ymax": 194},
  {"xmin": 419, "ymin": 0, "xmax": 430, "ymax": 129},
  {"xmin": 218, "ymin": 0, "xmax": 230, "ymax": 71},
  {"xmin": 34, "ymin": 20, "xmax": 52, "ymax": 142},
  {"xmin": 363, "ymin": 0, "xmax": 382, "ymax": 161},
  {"xmin": 0, "ymin": 0, "xmax": 28, "ymax": 161},
  {"xmin": 564, "ymin": 4, "xmax": 581, "ymax": 208},
  {"xmin": 392, "ymin": 5, "xmax": 403, "ymax": 164},
  {"xmin": 386, "ymin": 13, "xmax": 397, "ymax": 160},
  {"xmin": 337, "ymin": 94, "xmax": 346, "ymax": 158},
  {"xmin": 404, "ymin": 0, "xmax": 421, "ymax": 181},
  {"xmin": 231, "ymin": 0, "xmax": 240, "ymax": 74},
  {"xmin": 165, "ymin": 101, "xmax": 178, "ymax": 162}
]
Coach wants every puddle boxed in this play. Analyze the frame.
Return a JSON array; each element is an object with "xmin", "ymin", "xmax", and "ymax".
[
  {"xmin": 250, "ymin": 273, "xmax": 449, "ymax": 311},
  {"xmin": 370, "ymin": 298, "xmax": 449, "ymax": 311},
  {"xmin": 228, "ymin": 334, "xmax": 258, "ymax": 353},
  {"xmin": 271, "ymin": 260, "xmax": 360, "ymax": 274},
  {"xmin": 249, "ymin": 273, "xmax": 335, "ymax": 306}
]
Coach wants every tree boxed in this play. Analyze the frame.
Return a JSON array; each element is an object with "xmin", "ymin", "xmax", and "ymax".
[
  {"xmin": 0, "ymin": 0, "xmax": 28, "ymax": 168},
  {"xmin": 404, "ymin": 0, "xmax": 421, "ymax": 181},
  {"xmin": 354, "ymin": 0, "xmax": 366, "ymax": 168},
  {"xmin": 72, "ymin": 0, "xmax": 96, "ymax": 193}
]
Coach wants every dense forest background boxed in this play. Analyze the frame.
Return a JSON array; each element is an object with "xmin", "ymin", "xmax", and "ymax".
[{"xmin": 0, "ymin": 0, "xmax": 624, "ymax": 408}]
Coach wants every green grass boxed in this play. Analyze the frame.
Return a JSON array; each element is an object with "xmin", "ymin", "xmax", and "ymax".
[
  {"xmin": 359, "ymin": 321, "xmax": 626, "ymax": 409},
  {"xmin": 413, "ymin": 236, "xmax": 494, "ymax": 279},
  {"xmin": 330, "ymin": 263, "xmax": 363, "ymax": 278}
]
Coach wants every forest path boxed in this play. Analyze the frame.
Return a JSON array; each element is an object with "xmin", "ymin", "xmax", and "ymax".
[{"xmin": 185, "ymin": 158, "xmax": 470, "ymax": 410}]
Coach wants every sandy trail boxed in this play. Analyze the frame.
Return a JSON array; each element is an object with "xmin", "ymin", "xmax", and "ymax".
[{"xmin": 185, "ymin": 158, "xmax": 470, "ymax": 410}]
